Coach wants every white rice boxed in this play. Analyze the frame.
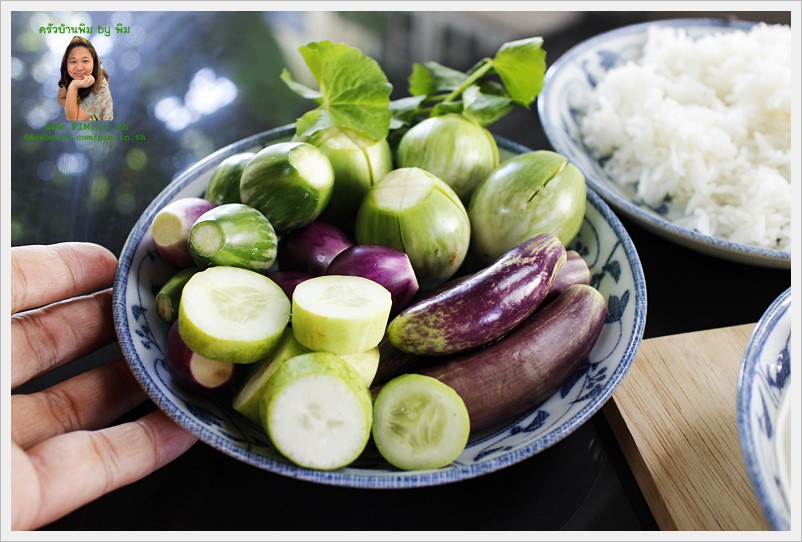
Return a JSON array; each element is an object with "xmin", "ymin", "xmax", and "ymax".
[{"xmin": 579, "ymin": 23, "xmax": 792, "ymax": 250}]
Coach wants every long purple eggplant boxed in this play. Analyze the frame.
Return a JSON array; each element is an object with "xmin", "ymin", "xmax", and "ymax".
[
  {"xmin": 547, "ymin": 250, "xmax": 590, "ymax": 300},
  {"xmin": 373, "ymin": 284, "xmax": 607, "ymax": 433},
  {"xmin": 386, "ymin": 233, "xmax": 566, "ymax": 355}
]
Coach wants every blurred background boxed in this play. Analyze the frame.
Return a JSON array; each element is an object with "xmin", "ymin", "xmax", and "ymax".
[{"xmin": 10, "ymin": 10, "xmax": 792, "ymax": 256}]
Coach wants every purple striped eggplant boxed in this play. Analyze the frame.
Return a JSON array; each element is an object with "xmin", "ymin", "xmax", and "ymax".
[
  {"xmin": 547, "ymin": 250, "xmax": 590, "ymax": 300},
  {"xmin": 417, "ymin": 284, "xmax": 606, "ymax": 432},
  {"xmin": 373, "ymin": 284, "xmax": 606, "ymax": 432},
  {"xmin": 386, "ymin": 233, "xmax": 566, "ymax": 355}
]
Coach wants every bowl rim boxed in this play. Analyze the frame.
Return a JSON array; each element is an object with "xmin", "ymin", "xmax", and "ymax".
[
  {"xmin": 112, "ymin": 125, "xmax": 648, "ymax": 488},
  {"xmin": 736, "ymin": 286, "xmax": 792, "ymax": 530},
  {"xmin": 538, "ymin": 17, "xmax": 790, "ymax": 268}
]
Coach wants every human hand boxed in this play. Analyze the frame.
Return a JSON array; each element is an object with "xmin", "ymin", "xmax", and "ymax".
[
  {"xmin": 69, "ymin": 74, "xmax": 95, "ymax": 89},
  {"xmin": 11, "ymin": 243, "xmax": 198, "ymax": 531}
]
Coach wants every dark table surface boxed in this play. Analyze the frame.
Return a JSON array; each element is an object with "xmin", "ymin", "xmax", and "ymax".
[{"xmin": 10, "ymin": 9, "xmax": 792, "ymax": 533}]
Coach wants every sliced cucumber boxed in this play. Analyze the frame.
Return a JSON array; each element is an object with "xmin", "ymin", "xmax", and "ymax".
[
  {"xmin": 178, "ymin": 266, "xmax": 290, "ymax": 364},
  {"xmin": 188, "ymin": 203, "xmax": 278, "ymax": 272},
  {"xmin": 232, "ymin": 328, "xmax": 311, "ymax": 423},
  {"xmin": 291, "ymin": 275, "xmax": 392, "ymax": 355},
  {"xmin": 339, "ymin": 347, "xmax": 380, "ymax": 388},
  {"xmin": 240, "ymin": 141, "xmax": 334, "ymax": 232},
  {"xmin": 262, "ymin": 352, "xmax": 373, "ymax": 470},
  {"xmin": 372, "ymin": 374, "xmax": 470, "ymax": 471}
]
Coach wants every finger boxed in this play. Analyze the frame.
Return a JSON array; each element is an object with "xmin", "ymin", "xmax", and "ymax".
[
  {"xmin": 11, "ymin": 242, "xmax": 117, "ymax": 314},
  {"xmin": 11, "ymin": 288, "xmax": 116, "ymax": 389},
  {"xmin": 12, "ymin": 411, "xmax": 198, "ymax": 531},
  {"xmin": 12, "ymin": 357, "xmax": 147, "ymax": 450}
]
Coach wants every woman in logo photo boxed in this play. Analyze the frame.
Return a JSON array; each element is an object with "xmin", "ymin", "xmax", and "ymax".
[{"xmin": 57, "ymin": 35, "xmax": 113, "ymax": 121}]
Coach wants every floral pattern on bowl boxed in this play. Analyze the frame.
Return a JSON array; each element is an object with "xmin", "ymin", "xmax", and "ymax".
[{"xmin": 738, "ymin": 287, "xmax": 792, "ymax": 530}]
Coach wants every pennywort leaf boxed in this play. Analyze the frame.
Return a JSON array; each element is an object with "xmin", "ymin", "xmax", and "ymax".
[
  {"xmin": 462, "ymin": 84, "xmax": 514, "ymax": 125},
  {"xmin": 279, "ymin": 69, "xmax": 322, "ymax": 101},
  {"xmin": 390, "ymin": 35, "xmax": 546, "ymax": 132},
  {"xmin": 282, "ymin": 40, "xmax": 392, "ymax": 141},
  {"xmin": 390, "ymin": 95, "xmax": 427, "ymax": 128},
  {"xmin": 408, "ymin": 61, "xmax": 468, "ymax": 96},
  {"xmin": 491, "ymin": 37, "xmax": 546, "ymax": 106}
]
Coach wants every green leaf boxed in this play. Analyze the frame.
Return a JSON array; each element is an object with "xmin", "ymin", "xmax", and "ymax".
[
  {"xmin": 491, "ymin": 37, "xmax": 546, "ymax": 107},
  {"xmin": 390, "ymin": 95, "xmax": 427, "ymax": 126},
  {"xmin": 408, "ymin": 61, "xmax": 467, "ymax": 96},
  {"xmin": 289, "ymin": 41, "xmax": 393, "ymax": 141},
  {"xmin": 280, "ymin": 68, "xmax": 322, "ymax": 101},
  {"xmin": 407, "ymin": 63, "xmax": 434, "ymax": 96},
  {"xmin": 430, "ymin": 101, "xmax": 463, "ymax": 117},
  {"xmin": 295, "ymin": 109, "xmax": 332, "ymax": 137},
  {"xmin": 462, "ymin": 85, "xmax": 513, "ymax": 126}
]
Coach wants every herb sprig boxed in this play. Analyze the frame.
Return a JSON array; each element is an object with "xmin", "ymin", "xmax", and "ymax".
[{"xmin": 281, "ymin": 36, "xmax": 547, "ymax": 143}]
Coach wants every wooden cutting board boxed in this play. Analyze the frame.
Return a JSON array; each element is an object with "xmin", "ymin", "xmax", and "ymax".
[{"xmin": 604, "ymin": 323, "xmax": 771, "ymax": 531}]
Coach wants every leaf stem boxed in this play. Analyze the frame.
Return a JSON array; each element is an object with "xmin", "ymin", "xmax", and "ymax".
[{"xmin": 442, "ymin": 60, "xmax": 493, "ymax": 104}]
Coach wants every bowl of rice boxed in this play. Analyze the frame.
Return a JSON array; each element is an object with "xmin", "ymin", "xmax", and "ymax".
[{"xmin": 539, "ymin": 18, "xmax": 791, "ymax": 268}]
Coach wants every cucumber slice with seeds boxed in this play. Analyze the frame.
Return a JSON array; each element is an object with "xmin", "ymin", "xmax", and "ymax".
[
  {"xmin": 291, "ymin": 275, "xmax": 392, "ymax": 355},
  {"xmin": 372, "ymin": 374, "xmax": 470, "ymax": 471},
  {"xmin": 262, "ymin": 352, "xmax": 373, "ymax": 470},
  {"xmin": 178, "ymin": 266, "xmax": 290, "ymax": 364}
]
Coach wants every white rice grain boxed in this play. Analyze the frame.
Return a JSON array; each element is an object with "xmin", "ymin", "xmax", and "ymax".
[{"xmin": 579, "ymin": 23, "xmax": 792, "ymax": 250}]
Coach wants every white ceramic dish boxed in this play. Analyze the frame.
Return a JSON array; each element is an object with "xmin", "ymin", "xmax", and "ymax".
[
  {"xmin": 113, "ymin": 125, "xmax": 647, "ymax": 488},
  {"xmin": 737, "ymin": 287, "xmax": 792, "ymax": 530},
  {"xmin": 538, "ymin": 18, "xmax": 790, "ymax": 269}
]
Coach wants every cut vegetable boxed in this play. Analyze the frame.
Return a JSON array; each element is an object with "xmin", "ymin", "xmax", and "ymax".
[
  {"xmin": 339, "ymin": 347, "xmax": 380, "ymax": 388},
  {"xmin": 297, "ymin": 126, "xmax": 393, "ymax": 225},
  {"xmin": 326, "ymin": 244, "xmax": 419, "ymax": 317},
  {"xmin": 165, "ymin": 321, "xmax": 238, "ymax": 394},
  {"xmin": 239, "ymin": 141, "xmax": 334, "ymax": 232},
  {"xmin": 372, "ymin": 373, "xmax": 470, "ymax": 471},
  {"xmin": 178, "ymin": 266, "xmax": 291, "ymax": 364},
  {"xmin": 355, "ymin": 167, "xmax": 470, "ymax": 289},
  {"xmin": 151, "ymin": 197, "xmax": 216, "ymax": 268},
  {"xmin": 155, "ymin": 266, "xmax": 200, "ymax": 324},
  {"xmin": 188, "ymin": 203, "xmax": 278, "ymax": 272},
  {"xmin": 262, "ymin": 352, "xmax": 373, "ymax": 470},
  {"xmin": 232, "ymin": 328, "xmax": 311, "ymax": 423},
  {"xmin": 291, "ymin": 275, "xmax": 392, "ymax": 355}
]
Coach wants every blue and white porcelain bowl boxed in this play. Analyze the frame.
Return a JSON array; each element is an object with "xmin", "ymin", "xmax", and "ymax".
[
  {"xmin": 738, "ymin": 287, "xmax": 792, "ymax": 530},
  {"xmin": 112, "ymin": 125, "xmax": 647, "ymax": 488},
  {"xmin": 538, "ymin": 18, "xmax": 790, "ymax": 269}
]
